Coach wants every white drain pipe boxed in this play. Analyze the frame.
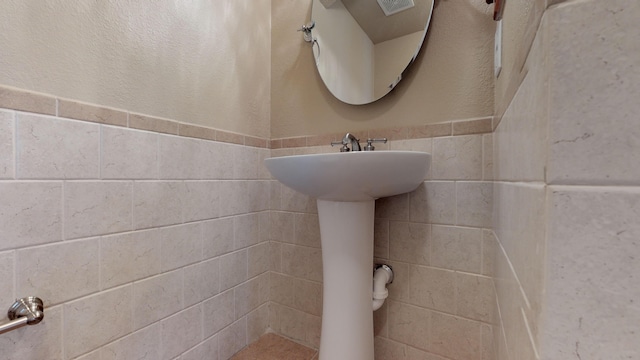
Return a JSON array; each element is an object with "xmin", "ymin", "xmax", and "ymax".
[{"xmin": 372, "ymin": 264, "xmax": 394, "ymax": 311}]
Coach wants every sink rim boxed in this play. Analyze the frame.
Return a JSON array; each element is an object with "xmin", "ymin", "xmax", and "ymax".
[{"xmin": 265, "ymin": 150, "xmax": 431, "ymax": 202}]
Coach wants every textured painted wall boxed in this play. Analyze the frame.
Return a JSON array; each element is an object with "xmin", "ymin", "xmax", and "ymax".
[
  {"xmin": 0, "ymin": 0, "xmax": 271, "ymax": 138},
  {"xmin": 270, "ymin": 0, "xmax": 495, "ymax": 138}
]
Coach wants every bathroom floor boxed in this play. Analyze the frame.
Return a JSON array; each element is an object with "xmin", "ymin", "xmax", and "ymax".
[{"xmin": 231, "ymin": 333, "xmax": 318, "ymax": 360}]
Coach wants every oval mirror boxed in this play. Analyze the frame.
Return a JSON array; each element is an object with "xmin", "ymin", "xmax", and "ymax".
[{"xmin": 311, "ymin": 0, "xmax": 434, "ymax": 105}]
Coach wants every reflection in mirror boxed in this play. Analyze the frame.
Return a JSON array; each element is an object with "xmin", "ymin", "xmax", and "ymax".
[{"xmin": 311, "ymin": 0, "xmax": 434, "ymax": 105}]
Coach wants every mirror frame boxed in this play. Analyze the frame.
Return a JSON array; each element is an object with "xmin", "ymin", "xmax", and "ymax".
[{"xmin": 311, "ymin": 0, "xmax": 434, "ymax": 105}]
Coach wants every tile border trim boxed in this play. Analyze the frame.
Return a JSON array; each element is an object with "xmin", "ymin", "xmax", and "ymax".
[
  {"xmin": 1, "ymin": 84, "xmax": 493, "ymax": 150},
  {"xmin": 0, "ymin": 84, "xmax": 269, "ymax": 148},
  {"xmin": 271, "ymin": 117, "xmax": 493, "ymax": 149}
]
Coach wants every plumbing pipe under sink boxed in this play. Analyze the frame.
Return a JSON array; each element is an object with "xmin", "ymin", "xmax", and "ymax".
[{"xmin": 372, "ymin": 264, "xmax": 393, "ymax": 311}]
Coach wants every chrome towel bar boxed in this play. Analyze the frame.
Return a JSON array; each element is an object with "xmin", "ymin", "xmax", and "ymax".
[{"xmin": 0, "ymin": 297, "xmax": 44, "ymax": 334}]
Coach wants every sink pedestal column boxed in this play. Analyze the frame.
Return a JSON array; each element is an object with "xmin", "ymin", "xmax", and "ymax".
[{"xmin": 316, "ymin": 199, "xmax": 375, "ymax": 360}]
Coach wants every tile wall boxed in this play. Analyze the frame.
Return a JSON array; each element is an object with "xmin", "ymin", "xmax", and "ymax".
[
  {"xmin": 269, "ymin": 118, "xmax": 496, "ymax": 360},
  {"xmin": 0, "ymin": 87, "xmax": 272, "ymax": 360},
  {"xmin": 493, "ymin": 1, "xmax": 640, "ymax": 359}
]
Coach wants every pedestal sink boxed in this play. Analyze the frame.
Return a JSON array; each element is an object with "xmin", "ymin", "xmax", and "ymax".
[{"xmin": 265, "ymin": 151, "xmax": 431, "ymax": 360}]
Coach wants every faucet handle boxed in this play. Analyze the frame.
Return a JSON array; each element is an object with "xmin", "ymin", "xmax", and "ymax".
[
  {"xmin": 364, "ymin": 138, "xmax": 387, "ymax": 151},
  {"xmin": 331, "ymin": 141, "xmax": 350, "ymax": 152}
]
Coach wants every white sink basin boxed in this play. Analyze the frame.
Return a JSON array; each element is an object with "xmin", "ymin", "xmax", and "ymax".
[{"xmin": 264, "ymin": 151, "xmax": 431, "ymax": 202}]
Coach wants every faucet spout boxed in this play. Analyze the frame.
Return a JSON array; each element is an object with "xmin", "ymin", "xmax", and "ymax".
[
  {"xmin": 342, "ymin": 133, "xmax": 361, "ymax": 151},
  {"xmin": 330, "ymin": 132, "xmax": 362, "ymax": 152}
]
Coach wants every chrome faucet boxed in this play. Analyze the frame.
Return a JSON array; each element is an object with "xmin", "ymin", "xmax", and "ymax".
[
  {"xmin": 331, "ymin": 133, "xmax": 361, "ymax": 152},
  {"xmin": 331, "ymin": 133, "xmax": 388, "ymax": 152}
]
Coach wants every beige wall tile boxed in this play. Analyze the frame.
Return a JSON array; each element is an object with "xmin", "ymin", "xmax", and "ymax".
[
  {"xmin": 280, "ymin": 185, "xmax": 317, "ymax": 214},
  {"xmin": 386, "ymin": 261, "xmax": 410, "ymax": 302},
  {"xmin": 102, "ymin": 126, "xmax": 158, "ymax": 179},
  {"xmin": 203, "ymin": 290, "xmax": 235, "ymax": 337},
  {"xmin": 0, "ymin": 86, "xmax": 56, "ymax": 115},
  {"xmin": 247, "ymin": 181, "xmax": 271, "ymax": 212},
  {"xmin": 17, "ymin": 239, "xmax": 99, "ymax": 305},
  {"xmin": 270, "ymin": 180, "xmax": 282, "ymax": 210},
  {"xmin": 408, "ymin": 123, "xmax": 452, "ymax": 139},
  {"xmin": 547, "ymin": 0, "xmax": 640, "ymax": 186},
  {"xmin": 64, "ymin": 286, "xmax": 133, "ymax": 359},
  {"xmin": 270, "ymin": 241, "xmax": 282, "ymax": 272},
  {"xmin": 374, "ymin": 218, "xmax": 390, "ymax": 259},
  {"xmin": 219, "ymin": 181, "xmax": 249, "ymax": 216},
  {"xmin": 200, "ymin": 140, "xmax": 235, "ymax": 180},
  {"xmin": 203, "ymin": 218, "xmax": 234, "ymax": 259},
  {"xmin": 75, "ymin": 350, "xmax": 101, "ymax": 360},
  {"xmin": 432, "ymin": 135, "xmax": 482, "ymax": 180},
  {"xmin": 0, "ymin": 182, "xmax": 62, "ymax": 250},
  {"xmin": 408, "ymin": 265, "xmax": 455, "ymax": 313},
  {"xmin": 493, "ymin": 182, "xmax": 545, "ymax": 311},
  {"xmin": 0, "ymin": 252, "xmax": 14, "ymax": 308},
  {"xmin": 0, "ymin": 305, "xmax": 63, "ymax": 360},
  {"xmin": 429, "ymin": 311, "xmax": 481, "ymax": 360},
  {"xmin": 158, "ymin": 135, "xmax": 201, "ymax": 179},
  {"xmin": 481, "ymin": 324, "xmax": 494, "ymax": 360},
  {"xmin": 184, "ymin": 181, "xmax": 220, "ymax": 222},
  {"xmin": 133, "ymin": 181, "xmax": 184, "ymax": 229},
  {"xmin": 270, "ymin": 272, "xmax": 295, "ymax": 308},
  {"xmin": 481, "ymin": 229, "xmax": 497, "ymax": 277},
  {"xmin": 101, "ymin": 323, "xmax": 161, "ymax": 360},
  {"xmin": 159, "ymin": 223, "xmax": 202, "ymax": 272},
  {"xmin": 375, "ymin": 194, "xmax": 410, "ymax": 221},
  {"xmin": 160, "ymin": 305, "xmax": 203, "ymax": 360},
  {"xmin": 217, "ymin": 130, "xmax": 245, "ymax": 146},
  {"xmin": 64, "ymin": 181, "xmax": 133, "ymax": 239},
  {"xmin": 456, "ymin": 273, "xmax": 494, "ymax": 323},
  {"xmin": 374, "ymin": 337, "xmax": 407, "ymax": 360},
  {"xmin": 247, "ymin": 304, "xmax": 270, "ymax": 344},
  {"xmin": 389, "ymin": 138, "xmax": 432, "ymax": 153},
  {"xmin": 389, "ymin": 222, "xmax": 430, "ymax": 265},
  {"xmin": 58, "ymin": 99, "xmax": 127, "ymax": 126},
  {"xmin": 456, "ymin": 182, "xmax": 493, "ymax": 227},
  {"xmin": 181, "ymin": 334, "xmax": 218, "ymax": 360},
  {"xmin": 373, "ymin": 303, "xmax": 388, "ymax": 338},
  {"xmin": 248, "ymin": 242, "xmax": 270, "ymax": 278},
  {"xmin": 431, "ymin": 225, "xmax": 482, "ymax": 273},
  {"xmin": 218, "ymin": 318, "xmax": 247, "ymax": 360},
  {"xmin": 482, "ymin": 134, "xmax": 493, "ymax": 181},
  {"xmin": 177, "ymin": 123, "xmax": 217, "ymax": 141},
  {"xmin": 409, "ymin": 182, "xmax": 456, "ymax": 225},
  {"xmin": 184, "ymin": 258, "xmax": 220, "ymax": 306},
  {"xmin": 294, "ymin": 213, "xmax": 321, "ymax": 248},
  {"xmin": 452, "ymin": 118, "xmax": 492, "ymax": 136},
  {"xmin": 388, "ymin": 301, "xmax": 430, "ymax": 351},
  {"xmin": 270, "ymin": 211, "xmax": 294, "ymax": 243},
  {"xmin": 235, "ymin": 273, "xmax": 269, "ymax": 319},
  {"xmin": 17, "ymin": 113, "xmax": 100, "ymax": 179},
  {"xmin": 543, "ymin": 187, "xmax": 640, "ymax": 359},
  {"xmin": 281, "ymin": 244, "xmax": 323, "ymax": 282},
  {"xmin": 234, "ymin": 213, "xmax": 260, "ymax": 249},
  {"xmin": 101, "ymin": 230, "xmax": 161, "ymax": 289},
  {"xmin": 405, "ymin": 346, "xmax": 449, "ymax": 360},
  {"xmin": 132, "ymin": 270, "xmax": 183, "ymax": 330},
  {"xmin": 0, "ymin": 110, "xmax": 14, "ymax": 179},
  {"xmin": 275, "ymin": 306, "xmax": 315, "ymax": 346},
  {"xmin": 234, "ymin": 145, "xmax": 260, "ymax": 179},
  {"xmin": 219, "ymin": 250, "xmax": 248, "ymax": 291},
  {"xmin": 293, "ymin": 278, "xmax": 323, "ymax": 316},
  {"xmin": 129, "ymin": 114, "xmax": 178, "ymax": 135}
]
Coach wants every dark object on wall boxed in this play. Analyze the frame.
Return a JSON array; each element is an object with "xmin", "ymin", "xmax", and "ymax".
[{"xmin": 485, "ymin": 0, "xmax": 505, "ymax": 21}]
